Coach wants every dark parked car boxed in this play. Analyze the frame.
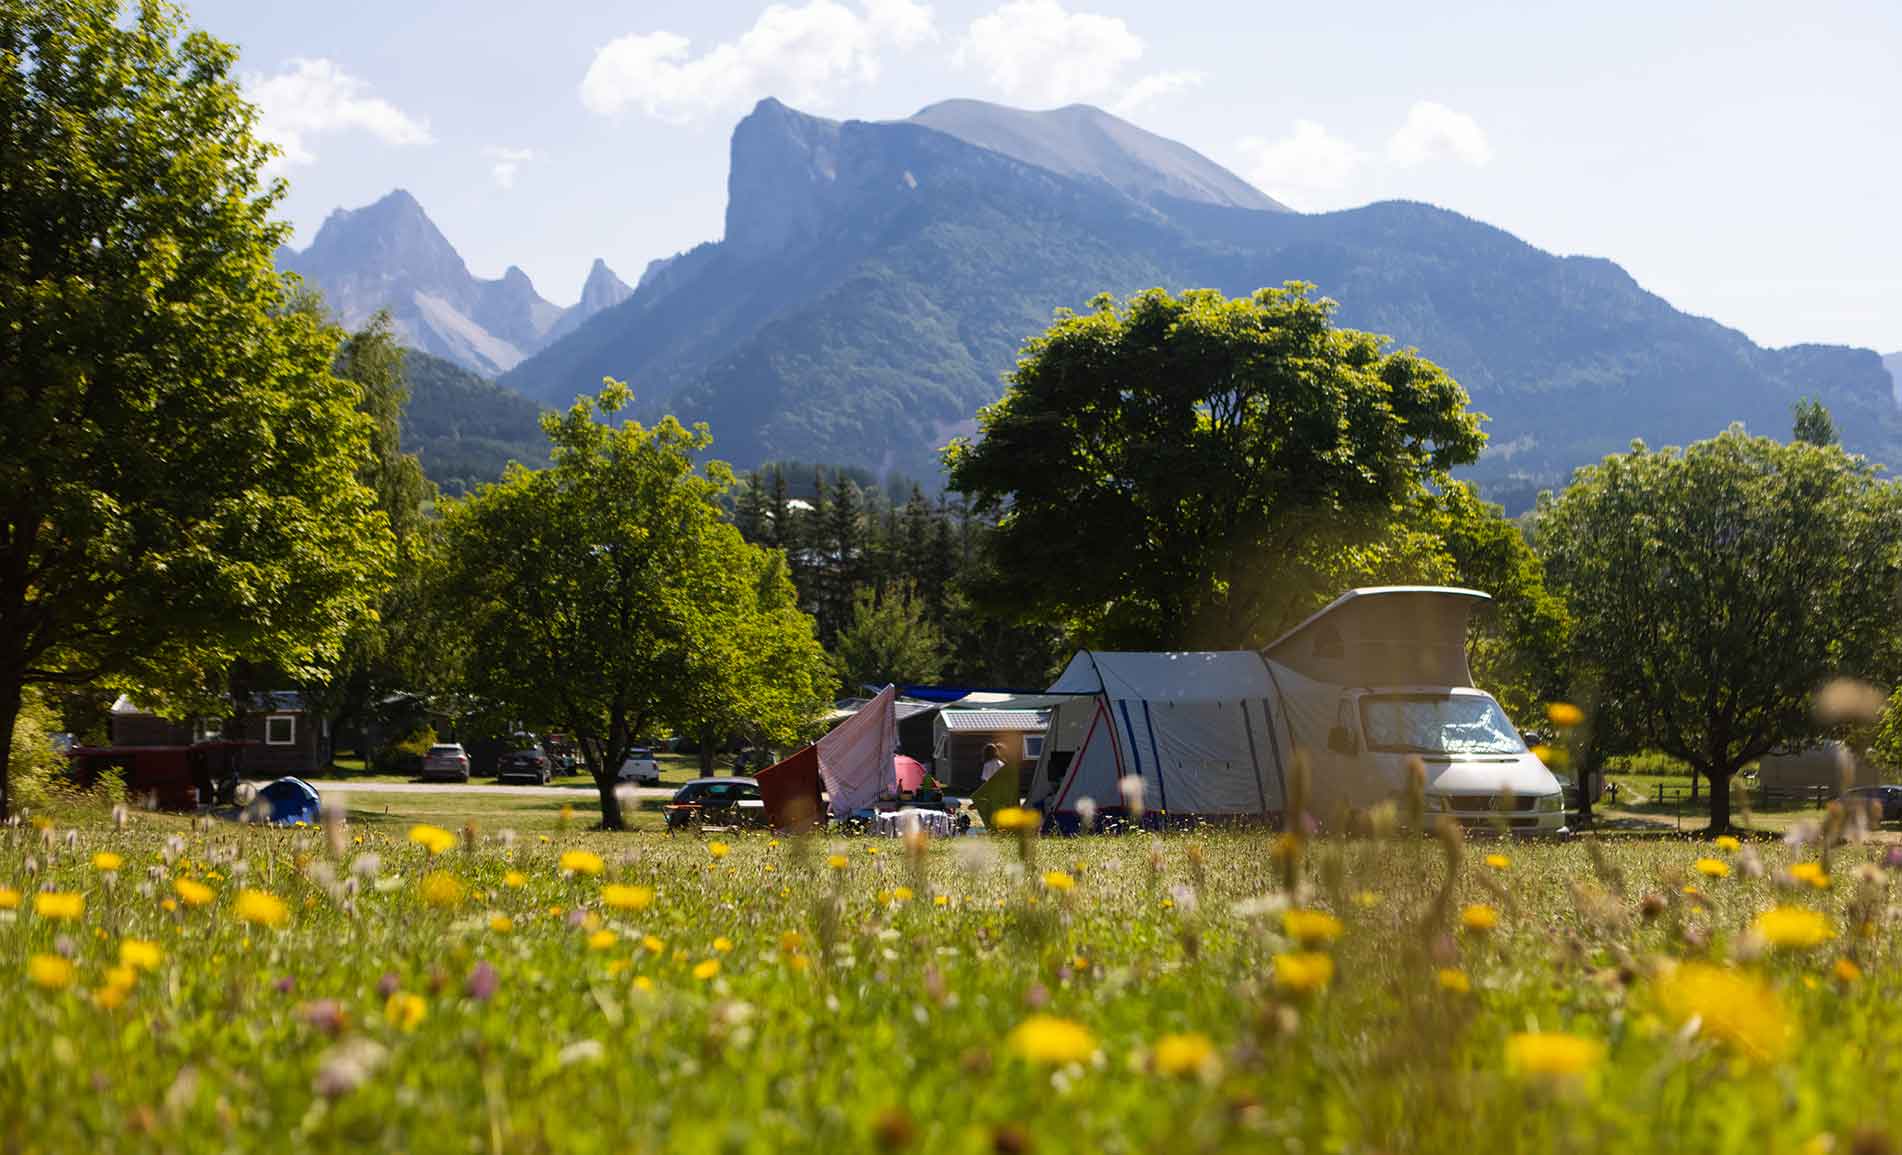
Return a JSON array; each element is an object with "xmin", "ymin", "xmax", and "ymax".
[
  {"xmin": 1841, "ymin": 785, "xmax": 1902, "ymax": 823},
  {"xmin": 663, "ymin": 777, "xmax": 765, "ymax": 831},
  {"xmin": 496, "ymin": 741, "xmax": 552, "ymax": 785}
]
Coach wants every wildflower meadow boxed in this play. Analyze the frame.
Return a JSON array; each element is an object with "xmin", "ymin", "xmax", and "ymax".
[{"xmin": 5, "ymin": 808, "xmax": 1902, "ymax": 1153}]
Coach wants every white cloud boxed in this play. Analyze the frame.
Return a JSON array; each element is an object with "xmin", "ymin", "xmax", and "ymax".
[
  {"xmin": 1111, "ymin": 69, "xmax": 1203, "ymax": 115},
  {"xmin": 580, "ymin": 0, "xmax": 935, "ymax": 123},
  {"xmin": 1386, "ymin": 100, "xmax": 1493, "ymax": 168},
  {"xmin": 959, "ymin": 0, "xmax": 1144, "ymax": 106},
  {"xmin": 1236, "ymin": 121, "xmax": 1366, "ymax": 203},
  {"xmin": 246, "ymin": 58, "xmax": 431, "ymax": 170},
  {"xmin": 485, "ymin": 147, "xmax": 534, "ymax": 190}
]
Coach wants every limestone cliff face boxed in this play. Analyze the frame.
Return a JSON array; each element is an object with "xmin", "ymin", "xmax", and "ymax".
[{"xmin": 723, "ymin": 98, "xmax": 844, "ymax": 258}]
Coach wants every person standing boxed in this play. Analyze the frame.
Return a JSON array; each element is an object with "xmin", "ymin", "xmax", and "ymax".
[{"xmin": 979, "ymin": 743, "xmax": 1005, "ymax": 784}]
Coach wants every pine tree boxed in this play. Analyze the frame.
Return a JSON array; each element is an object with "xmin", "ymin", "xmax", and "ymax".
[
  {"xmin": 826, "ymin": 472, "xmax": 865, "ymax": 639},
  {"xmin": 766, "ymin": 467, "xmax": 791, "ymax": 550},
  {"xmin": 734, "ymin": 470, "xmax": 767, "ymax": 542}
]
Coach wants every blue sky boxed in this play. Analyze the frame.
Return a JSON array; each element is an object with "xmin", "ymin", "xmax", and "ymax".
[{"xmin": 197, "ymin": 0, "xmax": 1899, "ymax": 352}]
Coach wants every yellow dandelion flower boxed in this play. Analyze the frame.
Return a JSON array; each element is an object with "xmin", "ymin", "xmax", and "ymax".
[
  {"xmin": 1460, "ymin": 904, "xmax": 1499, "ymax": 933},
  {"xmin": 1042, "ymin": 870, "xmax": 1076, "ymax": 892},
  {"xmin": 234, "ymin": 888, "xmax": 290, "ymax": 928},
  {"xmin": 1753, "ymin": 906, "xmax": 1833, "ymax": 950},
  {"xmin": 27, "ymin": 954, "xmax": 74, "ymax": 990},
  {"xmin": 991, "ymin": 807, "xmax": 1040, "ymax": 832},
  {"xmin": 560, "ymin": 849, "xmax": 605, "ymax": 876},
  {"xmin": 1272, "ymin": 951, "xmax": 1334, "ymax": 996},
  {"xmin": 408, "ymin": 824, "xmax": 457, "ymax": 855},
  {"xmin": 384, "ymin": 991, "xmax": 427, "ymax": 1032},
  {"xmin": 893, "ymin": 886, "xmax": 914, "ymax": 902},
  {"xmin": 0, "ymin": 888, "xmax": 19, "ymax": 910},
  {"xmin": 160, "ymin": 898, "xmax": 177, "ymax": 913},
  {"xmin": 489, "ymin": 914, "xmax": 515, "ymax": 934},
  {"xmin": 1353, "ymin": 890, "xmax": 1379, "ymax": 909},
  {"xmin": 633, "ymin": 975, "xmax": 655, "ymax": 992},
  {"xmin": 1834, "ymin": 958, "xmax": 1862, "ymax": 984},
  {"xmin": 587, "ymin": 929, "xmax": 618, "ymax": 951},
  {"xmin": 34, "ymin": 892, "xmax": 84, "ymax": 921},
  {"xmin": 934, "ymin": 894, "xmax": 950, "ymax": 907},
  {"xmin": 1714, "ymin": 835, "xmax": 1742, "ymax": 853},
  {"xmin": 826, "ymin": 854, "xmax": 849, "ymax": 870},
  {"xmin": 94, "ymin": 983, "xmax": 129, "ymax": 1010},
  {"xmin": 1653, "ymin": 962, "xmax": 1793, "ymax": 1063},
  {"xmin": 780, "ymin": 931, "xmax": 804, "ymax": 953},
  {"xmin": 693, "ymin": 959, "xmax": 721, "ymax": 980},
  {"xmin": 119, "ymin": 939, "xmax": 163, "ymax": 971},
  {"xmin": 864, "ymin": 846, "xmax": 880, "ymax": 857},
  {"xmin": 1437, "ymin": 968, "xmax": 1472, "ymax": 993},
  {"xmin": 419, "ymin": 871, "xmax": 467, "ymax": 908},
  {"xmin": 713, "ymin": 936, "xmax": 733, "ymax": 953},
  {"xmin": 503, "ymin": 870, "xmax": 526, "ymax": 889},
  {"xmin": 92, "ymin": 852, "xmax": 124, "ymax": 872},
  {"xmin": 642, "ymin": 935, "xmax": 664, "ymax": 954},
  {"xmin": 602, "ymin": 884, "xmax": 655, "ymax": 911},
  {"xmin": 1007, "ymin": 1015, "xmax": 1096, "ymax": 1065},
  {"xmin": 1788, "ymin": 862, "xmax": 1830, "ymax": 890},
  {"xmin": 1281, "ymin": 909, "xmax": 1344, "ymax": 948},
  {"xmin": 707, "ymin": 842, "xmax": 730, "ymax": 860},
  {"xmin": 174, "ymin": 878, "xmax": 214, "ymax": 907},
  {"xmin": 1505, "ymin": 1032, "xmax": 1605, "ymax": 1085},
  {"xmin": 1545, "ymin": 702, "xmax": 1585, "ymax": 728},
  {"xmin": 1151, "ymin": 1032, "xmax": 1219, "ymax": 1079},
  {"xmin": 1693, "ymin": 858, "xmax": 1730, "ymax": 878},
  {"xmin": 1484, "ymin": 854, "xmax": 1511, "ymax": 871},
  {"xmin": 103, "ymin": 964, "xmax": 136, "ymax": 992}
]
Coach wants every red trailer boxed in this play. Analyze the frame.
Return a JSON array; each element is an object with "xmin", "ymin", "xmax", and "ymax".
[{"xmin": 68, "ymin": 741, "xmax": 249, "ymax": 811}]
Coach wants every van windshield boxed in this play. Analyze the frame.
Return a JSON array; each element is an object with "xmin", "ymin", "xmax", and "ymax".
[{"xmin": 1359, "ymin": 694, "xmax": 1525, "ymax": 756}]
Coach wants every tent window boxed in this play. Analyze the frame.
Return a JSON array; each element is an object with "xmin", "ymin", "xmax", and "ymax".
[
  {"xmin": 265, "ymin": 715, "xmax": 296, "ymax": 746},
  {"xmin": 1312, "ymin": 624, "xmax": 1343, "ymax": 660}
]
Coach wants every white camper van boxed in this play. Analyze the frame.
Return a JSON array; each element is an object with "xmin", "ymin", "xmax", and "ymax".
[{"xmin": 1017, "ymin": 587, "xmax": 1566, "ymax": 832}]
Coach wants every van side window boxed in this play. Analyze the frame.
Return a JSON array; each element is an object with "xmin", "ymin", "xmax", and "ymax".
[{"xmin": 1313, "ymin": 624, "xmax": 1343, "ymax": 660}]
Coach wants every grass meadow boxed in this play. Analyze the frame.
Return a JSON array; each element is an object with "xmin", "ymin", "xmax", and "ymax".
[{"xmin": 2, "ymin": 805, "xmax": 1899, "ymax": 1153}]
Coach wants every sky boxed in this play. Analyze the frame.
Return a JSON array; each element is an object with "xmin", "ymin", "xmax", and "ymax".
[{"xmin": 195, "ymin": 0, "xmax": 1900, "ymax": 353}]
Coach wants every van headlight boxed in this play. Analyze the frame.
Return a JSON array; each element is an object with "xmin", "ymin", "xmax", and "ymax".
[{"xmin": 1536, "ymin": 793, "xmax": 1564, "ymax": 813}]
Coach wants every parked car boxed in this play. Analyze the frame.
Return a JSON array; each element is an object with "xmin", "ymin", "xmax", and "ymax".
[
  {"xmin": 496, "ymin": 740, "xmax": 552, "ymax": 785},
  {"xmin": 663, "ymin": 777, "xmax": 765, "ymax": 831},
  {"xmin": 1841, "ymin": 785, "xmax": 1902, "ymax": 823},
  {"xmin": 420, "ymin": 743, "xmax": 471, "ymax": 783},
  {"xmin": 617, "ymin": 746, "xmax": 662, "ymax": 785}
]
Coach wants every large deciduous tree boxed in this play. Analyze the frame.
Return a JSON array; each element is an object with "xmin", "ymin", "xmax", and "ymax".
[
  {"xmin": 441, "ymin": 382, "xmax": 831, "ymax": 829},
  {"xmin": 0, "ymin": 0, "xmax": 393, "ymax": 817},
  {"xmin": 944, "ymin": 285, "xmax": 1485, "ymax": 649},
  {"xmin": 1537, "ymin": 428, "xmax": 1902, "ymax": 834}
]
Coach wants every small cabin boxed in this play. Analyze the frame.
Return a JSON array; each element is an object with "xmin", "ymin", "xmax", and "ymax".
[
  {"xmin": 109, "ymin": 692, "xmax": 326, "ymax": 778},
  {"xmin": 931, "ymin": 709, "xmax": 1048, "ymax": 793}
]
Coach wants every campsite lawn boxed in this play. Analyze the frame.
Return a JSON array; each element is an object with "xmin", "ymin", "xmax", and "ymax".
[{"xmin": 5, "ymin": 810, "xmax": 1902, "ymax": 1153}]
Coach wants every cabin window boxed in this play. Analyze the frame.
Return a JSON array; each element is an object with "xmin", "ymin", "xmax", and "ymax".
[
  {"xmin": 1312, "ymin": 624, "xmax": 1344, "ymax": 660},
  {"xmin": 192, "ymin": 717, "xmax": 223, "ymax": 743},
  {"xmin": 264, "ymin": 715, "xmax": 296, "ymax": 746},
  {"xmin": 1022, "ymin": 735, "xmax": 1045, "ymax": 760}
]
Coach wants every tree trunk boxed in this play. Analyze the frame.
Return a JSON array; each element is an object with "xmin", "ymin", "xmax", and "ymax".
[
  {"xmin": 1706, "ymin": 767, "xmax": 1733, "ymax": 836},
  {"xmin": 592, "ymin": 769, "xmax": 625, "ymax": 831},
  {"xmin": 1690, "ymin": 767, "xmax": 1700, "ymax": 802},
  {"xmin": 699, "ymin": 727, "xmax": 717, "ymax": 776},
  {"xmin": 0, "ymin": 675, "xmax": 19, "ymax": 822},
  {"xmin": 1572, "ymin": 749, "xmax": 1596, "ymax": 826}
]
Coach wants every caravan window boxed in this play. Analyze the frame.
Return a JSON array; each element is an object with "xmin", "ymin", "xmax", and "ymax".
[{"xmin": 1359, "ymin": 694, "xmax": 1524, "ymax": 756}]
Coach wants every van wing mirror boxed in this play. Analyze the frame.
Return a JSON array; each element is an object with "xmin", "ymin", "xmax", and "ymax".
[{"xmin": 1327, "ymin": 726, "xmax": 1358, "ymax": 756}]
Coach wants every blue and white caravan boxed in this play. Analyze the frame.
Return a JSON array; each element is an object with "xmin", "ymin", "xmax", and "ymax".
[{"xmin": 1024, "ymin": 650, "xmax": 1288, "ymax": 830}]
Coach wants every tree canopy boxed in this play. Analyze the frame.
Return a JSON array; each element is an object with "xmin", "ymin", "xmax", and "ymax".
[
  {"xmin": 0, "ymin": 0, "xmax": 393, "ymax": 816},
  {"xmin": 1537, "ymin": 428, "xmax": 1902, "ymax": 833},
  {"xmin": 440, "ymin": 382, "xmax": 832, "ymax": 828},
  {"xmin": 944, "ymin": 285, "xmax": 1485, "ymax": 649}
]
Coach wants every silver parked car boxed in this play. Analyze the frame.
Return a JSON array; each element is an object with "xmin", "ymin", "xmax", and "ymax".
[{"xmin": 420, "ymin": 743, "xmax": 471, "ymax": 783}]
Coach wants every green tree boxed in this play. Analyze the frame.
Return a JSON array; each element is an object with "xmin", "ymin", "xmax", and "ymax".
[
  {"xmin": 441, "ymin": 382, "xmax": 830, "ymax": 828},
  {"xmin": 945, "ymin": 285, "xmax": 1484, "ymax": 649},
  {"xmin": 1792, "ymin": 398, "xmax": 1838, "ymax": 447},
  {"xmin": 0, "ymin": 0, "xmax": 393, "ymax": 817},
  {"xmin": 1537, "ymin": 428, "xmax": 1902, "ymax": 834},
  {"xmin": 833, "ymin": 584, "xmax": 944, "ymax": 693}
]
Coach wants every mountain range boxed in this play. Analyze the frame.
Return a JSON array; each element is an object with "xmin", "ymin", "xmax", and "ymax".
[
  {"xmin": 289, "ymin": 99, "xmax": 1901, "ymax": 508},
  {"xmin": 277, "ymin": 191, "xmax": 631, "ymax": 376}
]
